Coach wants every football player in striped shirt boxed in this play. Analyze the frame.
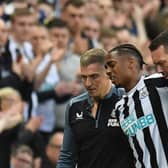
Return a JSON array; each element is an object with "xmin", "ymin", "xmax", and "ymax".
[
  {"xmin": 105, "ymin": 43, "xmax": 168, "ymax": 168},
  {"xmin": 149, "ymin": 30, "xmax": 168, "ymax": 79}
]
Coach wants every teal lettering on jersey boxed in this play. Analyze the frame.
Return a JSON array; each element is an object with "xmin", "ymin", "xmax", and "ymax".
[{"xmin": 121, "ymin": 113, "xmax": 155, "ymax": 136}]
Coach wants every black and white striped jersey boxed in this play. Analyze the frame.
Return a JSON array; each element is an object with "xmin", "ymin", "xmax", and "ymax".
[{"xmin": 114, "ymin": 75, "xmax": 168, "ymax": 168}]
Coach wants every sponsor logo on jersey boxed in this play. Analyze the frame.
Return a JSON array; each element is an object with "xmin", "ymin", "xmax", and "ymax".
[{"xmin": 121, "ymin": 113, "xmax": 155, "ymax": 136}]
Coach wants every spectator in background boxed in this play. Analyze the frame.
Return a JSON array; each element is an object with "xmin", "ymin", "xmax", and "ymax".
[
  {"xmin": 141, "ymin": 0, "xmax": 163, "ymax": 39},
  {"xmin": 0, "ymin": 86, "xmax": 70, "ymax": 168},
  {"xmin": 84, "ymin": 17, "xmax": 100, "ymax": 41},
  {"xmin": 0, "ymin": 17, "xmax": 36, "ymax": 83},
  {"xmin": 27, "ymin": 24, "xmax": 61, "ymax": 144},
  {"xmin": 0, "ymin": 87, "xmax": 24, "ymax": 168},
  {"xmin": 46, "ymin": 18, "xmax": 82, "ymax": 128},
  {"xmin": 10, "ymin": 145, "xmax": 34, "ymax": 168},
  {"xmin": 47, "ymin": 18, "xmax": 70, "ymax": 50},
  {"xmin": 8, "ymin": 8, "xmax": 38, "ymax": 82},
  {"xmin": 28, "ymin": 24, "xmax": 59, "ymax": 90},
  {"xmin": 0, "ymin": 87, "xmax": 46, "ymax": 168},
  {"xmin": 99, "ymin": 28, "xmax": 118, "ymax": 51},
  {"xmin": 28, "ymin": 23, "xmax": 81, "ymax": 144},
  {"xmin": 0, "ymin": 18, "xmax": 49, "ymax": 124},
  {"xmin": 0, "ymin": 87, "xmax": 23, "ymax": 133},
  {"xmin": 97, "ymin": 0, "xmax": 113, "ymax": 25},
  {"xmin": 10, "ymin": 8, "xmax": 36, "ymax": 55},
  {"xmin": 0, "ymin": 22, "xmax": 78, "ymax": 152},
  {"xmin": 61, "ymin": 0, "xmax": 94, "ymax": 55},
  {"xmin": 0, "ymin": 87, "xmax": 57, "ymax": 168},
  {"xmin": 84, "ymin": 0, "xmax": 99, "ymax": 18},
  {"xmin": 42, "ymin": 129, "xmax": 64, "ymax": 168},
  {"xmin": 115, "ymin": 28, "xmax": 134, "ymax": 44},
  {"xmin": 83, "ymin": 17, "xmax": 101, "ymax": 48}
]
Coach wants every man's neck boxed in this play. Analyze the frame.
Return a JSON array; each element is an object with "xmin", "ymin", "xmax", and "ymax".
[
  {"xmin": 12, "ymin": 34, "xmax": 24, "ymax": 46},
  {"xmin": 125, "ymin": 73, "xmax": 142, "ymax": 92},
  {"xmin": 94, "ymin": 80, "xmax": 112, "ymax": 102}
]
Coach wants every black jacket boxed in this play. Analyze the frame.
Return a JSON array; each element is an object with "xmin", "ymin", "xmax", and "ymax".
[{"xmin": 57, "ymin": 86, "xmax": 135, "ymax": 168}]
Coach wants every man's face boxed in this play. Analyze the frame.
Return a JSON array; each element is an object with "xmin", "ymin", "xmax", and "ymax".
[
  {"xmin": 80, "ymin": 63, "xmax": 109, "ymax": 98},
  {"xmin": 85, "ymin": 0, "xmax": 99, "ymax": 17},
  {"xmin": 1, "ymin": 93, "xmax": 21, "ymax": 111},
  {"xmin": 116, "ymin": 29, "xmax": 132, "ymax": 44},
  {"xmin": 50, "ymin": 27, "xmax": 69, "ymax": 49},
  {"xmin": 105, "ymin": 53, "xmax": 130, "ymax": 87},
  {"xmin": 12, "ymin": 152, "xmax": 33, "ymax": 168},
  {"xmin": 46, "ymin": 132, "xmax": 64, "ymax": 164},
  {"xmin": 151, "ymin": 45, "xmax": 168, "ymax": 78},
  {"xmin": 64, "ymin": 5, "xmax": 85, "ymax": 32},
  {"xmin": 84, "ymin": 19, "xmax": 100, "ymax": 40},
  {"xmin": 101, "ymin": 37, "xmax": 118, "ymax": 51},
  {"xmin": 30, "ymin": 26, "xmax": 49, "ymax": 48},
  {"xmin": 98, "ymin": 0, "xmax": 113, "ymax": 17},
  {"xmin": 0, "ymin": 20, "xmax": 8, "ymax": 46},
  {"xmin": 13, "ymin": 15, "xmax": 35, "ymax": 42}
]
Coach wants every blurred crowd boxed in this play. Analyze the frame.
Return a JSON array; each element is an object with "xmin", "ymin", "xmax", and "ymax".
[{"xmin": 0, "ymin": 0, "xmax": 168, "ymax": 167}]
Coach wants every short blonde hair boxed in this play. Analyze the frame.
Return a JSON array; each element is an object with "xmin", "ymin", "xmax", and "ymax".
[
  {"xmin": 80, "ymin": 48, "xmax": 107, "ymax": 67},
  {"xmin": 0, "ymin": 87, "xmax": 21, "ymax": 100}
]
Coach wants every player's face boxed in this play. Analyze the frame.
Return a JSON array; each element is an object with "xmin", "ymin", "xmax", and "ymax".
[
  {"xmin": 80, "ymin": 63, "xmax": 109, "ymax": 99},
  {"xmin": 105, "ymin": 53, "xmax": 130, "ymax": 88},
  {"xmin": 151, "ymin": 45, "xmax": 168, "ymax": 79}
]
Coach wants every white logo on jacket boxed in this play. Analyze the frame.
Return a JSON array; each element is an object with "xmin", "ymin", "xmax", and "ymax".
[
  {"xmin": 76, "ymin": 112, "xmax": 83, "ymax": 120},
  {"xmin": 107, "ymin": 118, "xmax": 120, "ymax": 127}
]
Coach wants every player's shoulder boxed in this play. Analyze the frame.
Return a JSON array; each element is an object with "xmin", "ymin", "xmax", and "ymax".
[
  {"xmin": 114, "ymin": 94, "xmax": 127, "ymax": 110},
  {"xmin": 144, "ymin": 73, "xmax": 163, "ymax": 80},
  {"xmin": 144, "ymin": 73, "xmax": 168, "ymax": 87},
  {"xmin": 69, "ymin": 92, "xmax": 88, "ymax": 106}
]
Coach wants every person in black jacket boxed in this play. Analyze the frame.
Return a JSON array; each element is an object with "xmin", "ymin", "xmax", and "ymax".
[{"xmin": 57, "ymin": 48, "xmax": 135, "ymax": 168}]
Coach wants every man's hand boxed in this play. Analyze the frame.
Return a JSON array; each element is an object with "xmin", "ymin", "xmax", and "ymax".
[
  {"xmin": 25, "ymin": 116, "xmax": 43, "ymax": 133},
  {"xmin": 35, "ymin": 39, "xmax": 53, "ymax": 57},
  {"xmin": 55, "ymin": 81, "xmax": 82, "ymax": 97},
  {"xmin": 73, "ymin": 35, "xmax": 88, "ymax": 55},
  {"xmin": 0, "ymin": 102, "xmax": 24, "ymax": 133},
  {"xmin": 50, "ymin": 48, "xmax": 65, "ymax": 63}
]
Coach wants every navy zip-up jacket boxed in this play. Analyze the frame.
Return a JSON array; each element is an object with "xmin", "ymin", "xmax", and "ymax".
[{"xmin": 57, "ymin": 86, "xmax": 135, "ymax": 168}]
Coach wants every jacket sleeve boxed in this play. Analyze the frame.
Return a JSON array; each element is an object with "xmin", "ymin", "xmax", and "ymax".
[
  {"xmin": 16, "ymin": 125, "xmax": 45, "ymax": 158},
  {"xmin": 36, "ymin": 89, "xmax": 71, "ymax": 103},
  {"xmin": 57, "ymin": 103, "xmax": 78, "ymax": 168}
]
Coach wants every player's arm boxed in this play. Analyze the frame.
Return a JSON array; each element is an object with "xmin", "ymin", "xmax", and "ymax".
[{"xmin": 57, "ymin": 103, "xmax": 78, "ymax": 168}]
